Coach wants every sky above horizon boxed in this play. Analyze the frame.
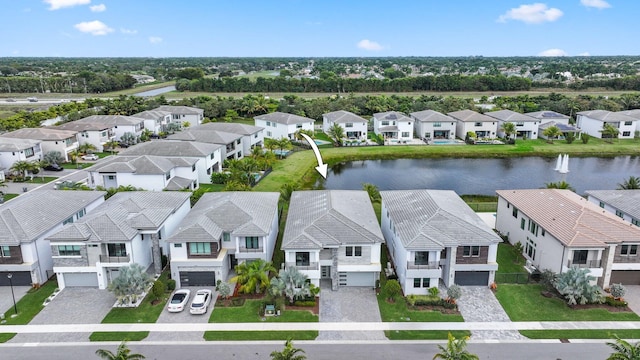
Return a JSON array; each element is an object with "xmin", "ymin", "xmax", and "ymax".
[{"xmin": 1, "ymin": 0, "xmax": 637, "ymax": 57}]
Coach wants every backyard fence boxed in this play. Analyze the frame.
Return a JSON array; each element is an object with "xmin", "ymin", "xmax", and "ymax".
[
  {"xmin": 465, "ymin": 202, "xmax": 498, "ymax": 212},
  {"xmin": 495, "ymin": 272, "xmax": 537, "ymax": 284}
]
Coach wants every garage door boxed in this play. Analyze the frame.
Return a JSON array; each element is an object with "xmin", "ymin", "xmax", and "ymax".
[
  {"xmin": 338, "ymin": 272, "xmax": 375, "ymax": 287},
  {"xmin": 611, "ymin": 271, "xmax": 640, "ymax": 285},
  {"xmin": 179, "ymin": 271, "xmax": 216, "ymax": 286},
  {"xmin": 455, "ymin": 271, "xmax": 490, "ymax": 286},
  {"xmin": 0, "ymin": 271, "xmax": 31, "ymax": 286},
  {"xmin": 63, "ymin": 273, "xmax": 99, "ymax": 287}
]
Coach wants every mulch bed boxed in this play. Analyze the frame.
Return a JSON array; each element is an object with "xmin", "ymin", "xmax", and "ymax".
[
  {"xmin": 408, "ymin": 305, "xmax": 460, "ymax": 315},
  {"xmin": 285, "ymin": 301, "xmax": 319, "ymax": 315}
]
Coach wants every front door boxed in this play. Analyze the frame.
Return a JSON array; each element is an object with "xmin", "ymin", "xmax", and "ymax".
[{"xmin": 321, "ymin": 266, "xmax": 331, "ymax": 279}]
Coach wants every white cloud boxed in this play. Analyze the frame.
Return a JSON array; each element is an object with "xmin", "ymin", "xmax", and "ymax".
[
  {"xmin": 149, "ymin": 36, "xmax": 163, "ymax": 44},
  {"xmin": 357, "ymin": 39, "xmax": 383, "ymax": 51},
  {"xmin": 44, "ymin": 0, "xmax": 90, "ymax": 10},
  {"xmin": 89, "ymin": 4, "xmax": 106, "ymax": 12},
  {"xmin": 538, "ymin": 48, "xmax": 568, "ymax": 56},
  {"xmin": 578, "ymin": 51, "xmax": 591, "ymax": 56},
  {"xmin": 74, "ymin": 20, "xmax": 114, "ymax": 36},
  {"xmin": 581, "ymin": 0, "xmax": 611, "ymax": 9},
  {"xmin": 120, "ymin": 28, "xmax": 137, "ymax": 35},
  {"xmin": 498, "ymin": 3, "xmax": 563, "ymax": 24}
]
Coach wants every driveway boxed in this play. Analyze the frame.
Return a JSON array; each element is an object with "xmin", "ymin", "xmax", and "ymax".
[
  {"xmin": 11, "ymin": 288, "xmax": 116, "ymax": 343},
  {"xmin": 456, "ymin": 286, "xmax": 524, "ymax": 340},
  {"xmin": 0, "ymin": 286, "xmax": 31, "ymax": 318},
  {"xmin": 622, "ymin": 285, "xmax": 640, "ymax": 315},
  {"xmin": 316, "ymin": 281, "xmax": 386, "ymax": 340}
]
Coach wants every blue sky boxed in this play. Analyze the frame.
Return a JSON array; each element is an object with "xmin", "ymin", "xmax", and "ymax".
[{"xmin": 1, "ymin": 0, "xmax": 637, "ymax": 57}]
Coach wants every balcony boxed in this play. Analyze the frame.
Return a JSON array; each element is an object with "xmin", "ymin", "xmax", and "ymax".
[
  {"xmin": 407, "ymin": 261, "xmax": 440, "ymax": 270},
  {"xmin": 239, "ymin": 247, "xmax": 263, "ymax": 253},
  {"xmin": 99, "ymin": 255, "xmax": 130, "ymax": 263},
  {"xmin": 286, "ymin": 262, "xmax": 319, "ymax": 271},
  {"xmin": 567, "ymin": 259, "xmax": 602, "ymax": 268}
]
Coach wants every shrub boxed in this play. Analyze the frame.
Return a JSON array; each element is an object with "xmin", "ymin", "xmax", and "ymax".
[
  {"xmin": 166, "ymin": 279, "xmax": 176, "ymax": 291},
  {"xmin": 581, "ymin": 133, "xmax": 590, "ymax": 144},
  {"xmin": 293, "ymin": 300, "xmax": 316, "ymax": 307},
  {"xmin": 384, "ymin": 280, "xmax": 402, "ymax": 301},
  {"xmin": 211, "ymin": 172, "xmax": 230, "ymax": 184},
  {"xmin": 447, "ymin": 284, "xmax": 462, "ymax": 303},
  {"xmin": 429, "ymin": 287, "xmax": 440, "ymax": 297},
  {"xmin": 610, "ymin": 283, "xmax": 626, "ymax": 300},
  {"xmin": 231, "ymin": 298, "xmax": 245, "ymax": 307},
  {"xmin": 604, "ymin": 296, "xmax": 628, "ymax": 307},
  {"xmin": 555, "ymin": 267, "xmax": 602, "ymax": 305},
  {"xmin": 217, "ymin": 281, "xmax": 232, "ymax": 299},
  {"xmin": 540, "ymin": 269, "xmax": 558, "ymax": 290},
  {"xmin": 565, "ymin": 132, "xmax": 575, "ymax": 144},
  {"xmin": 151, "ymin": 280, "xmax": 166, "ymax": 302},
  {"xmin": 406, "ymin": 295, "xmax": 457, "ymax": 309}
]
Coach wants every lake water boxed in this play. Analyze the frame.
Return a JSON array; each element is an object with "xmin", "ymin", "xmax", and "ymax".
[
  {"xmin": 134, "ymin": 85, "xmax": 176, "ymax": 97},
  {"xmin": 319, "ymin": 156, "xmax": 640, "ymax": 195}
]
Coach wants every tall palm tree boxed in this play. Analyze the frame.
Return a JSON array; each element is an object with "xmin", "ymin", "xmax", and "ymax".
[
  {"xmin": 95, "ymin": 341, "xmax": 145, "ymax": 360},
  {"xmin": 618, "ymin": 176, "xmax": 640, "ymax": 190},
  {"xmin": 433, "ymin": 332, "xmax": 479, "ymax": 360},
  {"xmin": 230, "ymin": 259, "xmax": 276, "ymax": 294},
  {"xmin": 270, "ymin": 339, "xmax": 306, "ymax": 360},
  {"xmin": 78, "ymin": 143, "xmax": 98, "ymax": 154},
  {"xmin": 600, "ymin": 123, "xmax": 620, "ymax": 143},
  {"xmin": 545, "ymin": 181, "xmax": 575, "ymax": 191},
  {"xmin": 327, "ymin": 123, "xmax": 345, "ymax": 146},
  {"xmin": 10, "ymin": 160, "xmax": 36, "ymax": 179},
  {"xmin": 542, "ymin": 125, "xmax": 562, "ymax": 143},
  {"xmin": 500, "ymin": 122, "xmax": 517, "ymax": 140},
  {"xmin": 606, "ymin": 336, "xmax": 640, "ymax": 360}
]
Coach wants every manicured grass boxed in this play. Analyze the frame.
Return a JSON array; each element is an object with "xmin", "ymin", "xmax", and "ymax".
[
  {"xmin": 386, "ymin": 330, "xmax": 471, "ymax": 340},
  {"xmin": 99, "ymin": 271, "xmax": 170, "ymax": 324},
  {"xmin": 209, "ymin": 299, "xmax": 318, "ymax": 323},
  {"xmin": 203, "ymin": 330, "xmax": 318, "ymax": 341},
  {"xmin": 377, "ymin": 290, "xmax": 465, "ymax": 323},
  {"xmin": 520, "ymin": 329, "xmax": 640, "ymax": 339},
  {"xmin": 198, "ymin": 183, "xmax": 225, "ymax": 192},
  {"xmin": 496, "ymin": 243, "xmax": 526, "ymax": 275},
  {"xmin": 314, "ymin": 131, "xmax": 332, "ymax": 142},
  {"xmin": 465, "ymin": 202, "xmax": 497, "ymax": 212},
  {"xmin": 495, "ymin": 284, "xmax": 640, "ymax": 321},
  {"xmin": 0, "ymin": 333, "xmax": 16, "ymax": 343},
  {"xmin": 89, "ymin": 331, "xmax": 149, "ymax": 342},
  {"xmin": 2, "ymin": 279, "xmax": 57, "ymax": 325},
  {"xmin": 61, "ymin": 163, "xmax": 92, "ymax": 169},
  {"xmin": 1, "ymin": 193, "xmax": 19, "ymax": 201},
  {"xmin": 15, "ymin": 176, "xmax": 57, "ymax": 184},
  {"xmin": 272, "ymin": 205, "xmax": 288, "ymax": 269}
]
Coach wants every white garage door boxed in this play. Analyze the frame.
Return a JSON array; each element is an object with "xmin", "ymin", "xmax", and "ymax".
[
  {"xmin": 64, "ymin": 273, "xmax": 99, "ymax": 287},
  {"xmin": 338, "ymin": 272, "xmax": 375, "ymax": 287}
]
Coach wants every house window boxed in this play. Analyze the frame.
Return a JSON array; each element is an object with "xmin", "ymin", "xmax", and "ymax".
[
  {"xmin": 210, "ymin": 153, "xmax": 215, "ymax": 160},
  {"xmin": 572, "ymin": 250, "xmax": 588, "ymax": 265},
  {"xmin": 528, "ymin": 220, "xmax": 539, "ymax": 236},
  {"xmin": 525, "ymin": 239, "xmax": 536, "ymax": 260},
  {"xmin": 633, "ymin": 219, "xmax": 640, "ymax": 227},
  {"xmin": 174, "ymin": 243, "xmax": 182, "ymax": 248},
  {"xmin": 516, "ymin": 122, "xmax": 524, "ymax": 126},
  {"xmin": 414, "ymin": 278, "xmax": 421, "ymax": 288},
  {"xmin": 272, "ymin": 122, "xmax": 277, "ymax": 128},
  {"xmin": 616, "ymin": 210, "xmax": 624, "ymax": 218},
  {"xmin": 625, "ymin": 121, "xmax": 633, "ymax": 126},
  {"xmin": 346, "ymin": 246, "xmax": 362, "ymax": 257},
  {"xmin": 621, "ymin": 245, "xmax": 638, "ymax": 256},
  {"xmin": 0, "ymin": 246, "xmax": 10, "ymax": 257},
  {"xmin": 474, "ymin": 122, "xmax": 482, "ymax": 127},
  {"xmin": 254, "ymin": 133, "xmax": 258, "ymax": 138},
  {"xmin": 433, "ymin": 122, "xmax": 441, "ymax": 127},
  {"xmin": 401, "ymin": 132, "xmax": 410, "ymax": 137},
  {"xmin": 107, "ymin": 243, "xmax": 127, "ymax": 257},
  {"xmin": 101, "ymin": 131, "xmax": 107, "ymax": 137},
  {"xmin": 77, "ymin": 209, "xmax": 86, "ymax": 219},
  {"xmin": 245, "ymin": 237, "xmax": 259, "ymax": 249},
  {"xmin": 599, "ymin": 201, "xmax": 605, "ymax": 208},
  {"xmin": 424, "ymin": 132, "xmax": 431, "ymax": 138},
  {"xmin": 63, "ymin": 217, "xmax": 74, "ymax": 225},
  {"xmin": 345, "ymin": 123, "xmax": 353, "ymax": 128},
  {"xmin": 189, "ymin": 242, "xmax": 211, "ymax": 255},
  {"xmin": 520, "ymin": 218, "xmax": 525, "ymax": 230},
  {"xmin": 237, "ymin": 139, "xmax": 241, "ymax": 145},
  {"xmin": 24, "ymin": 148, "xmax": 34, "ymax": 158},
  {"xmin": 296, "ymin": 252, "xmax": 310, "ymax": 266},
  {"xmin": 58, "ymin": 245, "xmax": 81, "ymax": 256},
  {"xmin": 422, "ymin": 278, "xmax": 430, "ymax": 287},
  {"xmin": 296, "ymin": 124, "xmax": 302, "ymax": 129},
  {"xmin": 266, "ymin": 121, "xmax": 271, "ymax": 126},
  {"xmin": 541, "ymin": 229, "xmax": 546, "ymax": 236},
  {"xmin": 462, "ymin": 246, "xmax": 480, "ymax": 257},
  {"xmin": 381, "ymin": 121, "xmax": 389, "ymax": 126},
  {"xmin": 415, "ymin": 251, "xmax": 429, "ymax": 265},
  {"xmin": 192, "ymin": 164, "xmax": 196, "ymax": 172},
  {"xmin": 623, "ymin": 131, "xmax": 631, "ymax": 137},
  {"xmin": 223, "ymin": 233, "xmax": 230, "ymax": 242},
  {"xmin": 166, "ymin": 172, "xmax": 171, "ymax": 180},
  {"xmin": 267, "ymin": 131, "xmax": 272, "ymax": 137},
  {"xmin": 512, "ymin": 207, "xmax": 518, "ymax": 218},
  {"xmin": 107, "ymin": 175, "xmax": 115, "ymax": 180}
]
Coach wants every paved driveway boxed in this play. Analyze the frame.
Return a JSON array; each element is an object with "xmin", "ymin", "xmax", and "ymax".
[
  {"xmin": 0, "ymin": 286, "xmax": 31, "ymax": 317},
  {"xmin": 456, "ymin": 286, "xmax": 524, "ymax": 340},
  {"xmin": 623, "ymin": 285, "xmax": 640, "ymax": 315}
]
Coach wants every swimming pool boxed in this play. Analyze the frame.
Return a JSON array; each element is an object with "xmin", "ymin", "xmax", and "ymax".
[{"xmin": 431, "ymin": 139, "xmax": 463, "ymax": 145}]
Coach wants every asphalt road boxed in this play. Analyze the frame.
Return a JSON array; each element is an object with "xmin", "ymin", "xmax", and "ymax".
[{"xmin": 0, "ymin": 341, "xmax": 614, "ymax": 360}]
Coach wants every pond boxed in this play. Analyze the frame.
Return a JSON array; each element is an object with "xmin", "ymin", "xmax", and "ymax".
[{"xmin": 319, "ymin": 156, "xmax": 640, "ymax": 195}]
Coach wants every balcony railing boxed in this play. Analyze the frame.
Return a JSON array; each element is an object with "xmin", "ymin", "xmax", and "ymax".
[
  {"xmin": 239, "ymin": 247, "xmax": 263, "ymax": 253},
  {"xmin": 407, "ymin": 261, "xmax": 440, "ymax": 270},
  {"xmin": 99, "ymin": 255, "xmax": 130, "ymax": 263},
  {"xmin": 567, "ymin": 259, "xmax": 602, "ymax": 268},
  {"xmin": 286, "ymin": 262, "xmax": 319, "ymax": 270}
]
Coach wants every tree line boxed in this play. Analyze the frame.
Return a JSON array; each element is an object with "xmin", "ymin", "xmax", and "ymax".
[{"xmin": 0, "ymin": 72, "xmax": 136, "ymax": 94}]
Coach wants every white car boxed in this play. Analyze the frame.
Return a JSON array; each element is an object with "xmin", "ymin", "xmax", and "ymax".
[
  {"xmin": 81, "ymin": 154, "xmax": 99, "ymax": 161},
  {"xmin": 189, "ymin": 289, "xmax": 212, "ymax": 315},
  {"xmin": 167, "ymin": 289, "xmax": 191, "ymax": 313}
]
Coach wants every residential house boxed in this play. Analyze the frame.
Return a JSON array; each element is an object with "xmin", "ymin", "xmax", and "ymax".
[
  {"xmin": 133, "ymin": 110, "xmax": 171, "ymax": 135},
  {"xmin": 1, "ymin": 128, "xmax": 79, "ymax": 162},
  {"xmin": 485, "ymin": 109, "xmax": 539, "ymax": 139},
  {"xmin": 381, "ymin": 190, "xmax": 500, "ymax": 294},
  {"xmin": 586, "ymin": 190, "xmax": 640, "ymax": 227},
  {"xmin": 618, "ymin": 109, "xmax": 640, "ymax": 133},
  {"xmin": 281, "ymin": 190, "xmax": 384, "ymax": 290},
  {"xmin": 372, "ymin": 111, "xmax": 414, "ymax": 143},
  {"xmin": 0, "ymin": 190, "xmax": 105, "ymax": 286},
  {"xmin": 48, "ymin": 192, "xmax": 191, "ymax": 289},
  {"xmin": 188, "ymin": 123, "xmax": 264, "ymax": 156},
  {"xmin": 167, "ymin": 192, "xmax": 280, "ymax": 288},
  {"xmin": 167, "ymin": 128, "xmax": 244, "ymax": 160},
  {"xmin": 254, "ymin": 112, "xmax": 315, "ymax": 140},
  {"xmin": 0, "ymin": 138, "xmax": 43, "ymax": 176},
  {"xmin": 576, "ymin": 110, "xmax": 637, "ymax": 139},
  {"xmin": 86, "ymin": 155, "xmax": 199, "ymax": 191},
  {"xmin": 56, "ymin": 120, "xmax": 114, "ymax": 152},
  {"xmin": 322, "ymin": 110, "xmax": 368, "ymax": 141},
  {"xmin": 495, "ymin": 189, "xmax": 640, "ymax": 287},
  {"xmin": 119, "ymin": 140, "xmax": 222, "ymax": 184},
  {"xmin": 410, "ymin": 110, "xmax": 457, "ymax": 141},
  {"xmin": 538, "ymin": 121, "xmax": 581, "ymax": 140},
  {"xmin": 525, "ymin": 111, "xmax": 571, "ymax": 125},
  {"xmin": 448, "ymin": 109, "xmax": 498, "ymax": 139},
  {"xmin": 154, "ymin": 105, "xmax": 204, "ymax": 126}
]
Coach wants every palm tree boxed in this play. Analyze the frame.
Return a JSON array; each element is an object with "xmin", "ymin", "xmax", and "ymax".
[
  {"xmin": 78, "ymin": 143, "xmax": 97, "ymax": 155},
  {"xmin": 606, "ymin": 336, "xmax": 640, "ymax": 360},
  {"xmin": 433, "ymin": 332, "xmax": 479, "ymax": 360},
  {"xmin": 362, "ymin": 183, "xmax": 381, "ymax": 203},
  {"xmin": 270, "ymin": 339, "xmax": 306, "ymax": 360},
  {"xmin": 545, "ymin": 181, "xmax": 575, "ymax": 191},
  {"xmin": 618, "ymin": 176, "xmax": 640, "ymax": 190},
  {"xmin": 264, "ymin": 138, "xmax": 278, "ymax": 153},
  {"xmin": 276, "ymin": 138, "xmax": 292, "ymax": 158},
  {"xmin": 327, "ymin": 123, "xmax": 345, "ymax": 146},
  {"xmin": 500, "ymin": 122, "xmax": 517, "ymax": 140},
  {"xmin": 95, "ymin": 341, "xmax": 145, "ymax": 360},
  {"xmin": 230, "ymin": 259, "xmax": 276, "ymax": 294},
  {"xmin": 10, "ymin": 160, "xmax": 36, "ymax": 180},
  {"xmin": 542, "ymin": 125, "xmax": 562, "ymax": 143},
  {"xmin": 600, "ymin": 123, "xmax": 620, "ymax": 143},
  {"xmin": 104, "ymin": 139, "xmax": 120, "ymax": 154}
]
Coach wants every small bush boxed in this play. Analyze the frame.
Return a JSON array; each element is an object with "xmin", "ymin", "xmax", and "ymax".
[
  {"xmin": 231, "ymin": 298, "xmax": 245, "ymax": 307},
  {"xmin": 428, "ymin": 287, "xmax": 439, "ymax": 297},
  {"xmin": 447, "ymin": 284, "xmax": 462, "ymax": 302},
  {"xmin": 581, "ymin": 133, "xmax": 590, "ymax": 144},
  {"xmin": 151, "ymin": 280, "xmax": 166, "ymax": 301},
  {"xmin": 211, "ymin": 172, "xmax": 230, "ymax": 184},
  {"xmin": 293, "ymin": 300, "xmax": 316, "ymax": 307},
  {"xmin": 540, "ymin": 269, "xmax": 557, "ymax": 290},
  {"xmin": 406, "ymin": 295, "xmax": 457, "ymax": 309},
  {"xmin": 166, "ymin": 279, "xmax": 176, "ymax": 291},
  {"xmin": 604, "ymin": 296, "xmax": 628, "ymax": 307},
  {"xmin": 384, "ymin": 280, "xmax": 402, "ymax": 301},
  {"xmin": 610, "ymin": 283, "xmax": 626, "ymax": 300}
]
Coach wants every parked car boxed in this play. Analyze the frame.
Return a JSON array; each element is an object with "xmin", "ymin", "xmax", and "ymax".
[
  {"xmin": 167, "ymin": 289, "xmax": 191, "ymax": 313},
  {"xmin": 27, "ymin": 97, "xmax": 38, "ymax": 102},
  {"xmin": 189, "ymin": 289, "xmax": 212, "ymax": 315},
  {"xmin": 118, "ymin": 142, "xmax": 130, "ymax": 148},
  {"xmin": 81, "ymin": 154, "xmax": 99, "ymax": 161},
  {"xmin": 44, "ymin": 163, "xmax": 64, "ymax": 172}
]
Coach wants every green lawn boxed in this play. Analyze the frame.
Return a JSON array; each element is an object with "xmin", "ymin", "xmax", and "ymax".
[
  {"xmin": 61, "ymin": 162, "xmax": 92, "ymax": 169},
  {"xmin": 209, "ymin": 299, "xmax": 318, "ymax": 323},
  {"xmin": 99, "ymin": 272, "xmax": 169, "ymax": 324},
  {"xmin": 198, "ymin": 183, "xmax": 225, "ymax": 192},
  {"xmin": 496, "ymin": 243, "xmax": 526, "ymax": 275},
  {"xmin": 89, "ymin": 331, "xmax": 149, "ymax": 342},
  {"xmin": 0, "ymin": 333, "xmax": 16, "ymax": 343},
  {"xmin": 1, "ymin": 193, "xmax": 19, "ymax": 201},
  {"xmin": 15, "ymin": 176, "xmax": 57, "ymax": 184},
  {"xmin": 495, "ymin": 284, "xmax": 640, "ymax": 321},
  {"xmin": 203, "ymin": 330, "xmax": 318, "ymax": 341},
  {"xmin": 2, "ymin": 279, "xmax": 57, "ymax": 325},
  {"xmin": 520, "ymin": 329, "xmax": 640, "ymax": 339}
]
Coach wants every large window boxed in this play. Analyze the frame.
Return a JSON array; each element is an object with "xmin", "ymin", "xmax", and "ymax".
[
  {"xmin": 520, "ymin": 218, "xmax": 525, "ymax": 229},
  {"xmin": 107, "ymin": 243, "xmax": 127, "ymax": 257},
  {"xmin": 401, "ymin": 132, "xmax": 410, "ymax": 137},
  {"xmin": 573, "ymin": 250, "xmax": 588, "ymax": 265},
  {"xmin": 24, "ymin": 148, "xmax": 34, "ymax": 158},
  {"xmin": 346, "ymin": 246, "xmax": 362, "ymax": 257},
  {"xmin": 223, "ymin": 232, "xmax": 230, "ymax": 242},
  {"xmin": 296, "ymin": 252, "xmax": 310, "ymax": 266},
  {"xmin": 525, "ymin": 239, "xmax": 536, "ymax": 260},
  {"xmin": 433, "ymin": 122, "xmax": 441, "ymax": 127},
  {"xmin": 621, "ymin": 245, "xmax": 638, "ymax": 256},
  {"xmin": 413, "ymin": 278, "xmax": 430, "ymax": 288},
  {"xmin": 381, "ymin": 121, "xmax": 389, "ymax": 126},
  {"xmin": 58, "ymin": 245, "xmax": 81, "ymax": 256},
  {"xmin": 345, "ymin": 123, "xmax": 353, "ymax": 128},
  {"xmin": 462, "ymin": 246, "xmax": 480, "ymax": 257},
  {"xmin": 415, "ymin": 251, "xmax": 429, "ymax": 265},
  {"xmin": 512, "ymin": 207, "xmax": 518, "ymax": 218},
  {"xmin": 245, "ymin": 237, "xmax": 259, "ymax": 249},
  {"xmin": 0, "ymin": 246, "xmax": 10, "ymax": 257},
  {"xmin": 189, "ymin": 242, "xmax": 212, "ymax": 255}
]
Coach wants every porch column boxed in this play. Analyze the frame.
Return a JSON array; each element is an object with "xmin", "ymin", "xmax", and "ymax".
[
  {"xmin": 331, "ymin": 248, "xmax": 339, "ymax": 291},
  {"xmin": 598, "ymin": 245, "xmax": 615, "ymax": 288},
  {"xmin": 151, "ymin": 233, "xmax": 162, "ymax": 275}
]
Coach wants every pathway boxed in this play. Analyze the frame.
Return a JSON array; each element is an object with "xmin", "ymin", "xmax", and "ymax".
[{"xmin": 456, "ymin": 286, "xmax": 525, "ymax": 340}]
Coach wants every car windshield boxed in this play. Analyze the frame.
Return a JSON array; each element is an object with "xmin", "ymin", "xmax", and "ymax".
[{"xmin": 171, "ymin": 294, "xmax": 186, "ymax": 303}]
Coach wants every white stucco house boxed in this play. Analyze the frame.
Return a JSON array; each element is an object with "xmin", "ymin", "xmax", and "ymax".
[
  {"xmin": 525, "ymin": 111, "xmax": 571, "ymax": 125},
  {"xmin": 0, "ymin": 128, "xmax": 79, "ymax": 162},
  {"xmin": 189, "ymin": 123, "xmax": 264, "ymax": 156},
  {"xmin": 0, "ymin": 138, "xmax": 43, "ymax": 176},
  {"xmin": 133, "ymin": 110, "xmax": 172, "ymax": 135},
  {"xmin": 410, "ymin": 110, "xmax": 457, "ymax": 141},
  {"xmin": 167, "ymin": 192, "xmax": 280, "ymax": 288},
  {"xmin": 167, "ymin": 128, "xmax": 244, "ymax": 161},
  {"xmin": 154, "ymin": 105, "xmax": 204, "ymax": 126},
  {"xmin": 322, "ymin": 110, "xmax": 369, "ymax": 141},
  {"xmin": 56, "ymin": 121, "xmax": 114, "ymax": 152},
  {"xmin": 48, "ymin": 192, "xmax": 191, "ymax": 289},
  {"xmin": 448, "ymin": 109, "xmax": 498, "ymax": 139},
  {"xmin": 485, "ymin": 109, "xmax": 539, "ymax": 140},
  {"xmin": 576, "ymin": 110, "xmax": 637, "ymax": 139},
  {"xmin": 381, "ymin": 190, "xmax": 500, "ymax": 294},
  {"xmin": 619, "ymin": 109, "xmax": 640, "ymax": 133},
  {"xmin": 281, "ymin": 190, "xmax": 384, "ymax": 290},
  {"xmin": 372, "ymin": 111, "xmax": 413, "ymax": 143},
  {"xmin": 586, "ymin": 190, "xmax": 640, "ymax": 227},
  {"xmin": 254, "ymin": 112, "xmax": 315, "ymax": 140}
]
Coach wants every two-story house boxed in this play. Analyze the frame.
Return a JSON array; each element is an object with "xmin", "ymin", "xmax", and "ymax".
[
  {"xmin": 322, "ymin": 110, "xmax": 369, "ymax": 141},
  {"xmin": 281, "ymin": 190, "xmax": 384, "ymax": 290},
  {"xmin": 495, "ymin": 189, "xmax": 640, "ymax": 287},
  {"xmin": 0, "ymin": 128, "xmax": 79, "ymax": 162},
  {"xmin": 0, "ymin": 190, "xmax": 105, "ymax": 286},
  {"xmin": 48, "ymin": 192, "xmax": 191, "ymax": 289},
  {"xmin": 576, "ymin": 110, "xmax": 637, "ymax": 139},
  {"xmin": 254, "ymin": 112, "xmax": 315, "ymax": 140},
  {"xmin": 619, "ymin": 109, "xmax": 640, "ymax": 133},
  {"xmin": 167, "ymin": 128, "xmax": 244, "ymax": 161},
  {"xmin": 485, "ymin": 109, "xmax": 539, "ymax": 140},
  {"xmin": 189, "ymin": 123, "xmax": 264, "ymax": 156},
  {"xmin": 586, "ymin": 190, "xmax": 640, "ymax": 227},
  {"xmin": 525, "ymin": 111, "xmax": 571, "ymax": 125},
  {"xmin": 167, "ymin": 192, "xmax": 280, "ymax": 288},
  {"xmin": 448, "ymin": 109, "xmax": 498, "ymax": 139},
  {"xmin": 86, "ymin": 155, "xmax": 198, "ymax": 191},
  {"xmin": 132, "ymin": 110, "xmax": 171, "ymax": 135},
  {"xmin": 154, "ymin": 105, "xmax": 204, "ymax": 126},
  {"xmin": 372, "ymin": 111, "xmax": 413, "ymax": 143},
  {"xmin": 56, "ymin": 121, "xmax": 114, "ymax": 152},
  {"xmin": 0, "ymin": 138, "xmax": 43, "ymax": 176},
  {"xmin": 410, "ymin": 110, "xmax": 457, "ymax": 141},
  {"xmin": 381, "ymin": 190, "xmax": 500, "ymax": 294},
  {"xmin": 119, "ymin": 140, "xmax": 222, "ymax": 184}
]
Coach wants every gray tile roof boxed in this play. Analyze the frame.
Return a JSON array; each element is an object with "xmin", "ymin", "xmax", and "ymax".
[
  {"xmin": 119, "ymin": 140, "xmax": 221, "ymax": 157},
  {"xmin": 447, "ymin": 109, "xmax": 496, "ymax": 123},
  {"xmin": 282, "ymin": 190, "xmax": 384, "ymax": 250},
  {"xmin": 86, "ymin": 155, "xmax": 180, "ymax": 175},
  {"xmin": 56, "ymin": 121, "xmax": 111, "ymax": 132},
  {"xmin": 485, "ymin": 110, "xmax": 538, "ymax": 122},
  {"xmin": 193, "ymin": 122, "xmax": 263, "ymax": 135},
  {"xmin": 410, "ymin": 110, "xmax": 455, "ymax": 123},
  {"xmin": 323, "ymin": 110, "xmax": 368, "ymax": 124},
  {"xmin": 0, "ymin": 190, "xmax": 106, "ymax": 246},
  {"xmin": 167, "ymin": 192, "xmax": 279, "ymax": 243},
  {"xmin": 539, "ymin": 121, "xmax": 580, "ymax": 132},
  {"xmin": 618, "ymin": 109, "xmax": 640, "ymax": 120},
  {"xmin": 372, "ymin": 111, "xmax": 412, "ymax": 123},
  {"xmin": 577, "ymin": 110, "xmax": 637, "ymax": 123},
  {"xmin": 1, "ymin": 128, "xmax": 77, "ymax": 141},
  {"xmin": 47, "ymin": 192, "xmax": 190, "ymax": 243},
  {"xmin": 154, "ymin": 105, "xmax": 204, "ymax": 115},
  {"xmin": 380, "ymin": 190, "xmax": 500, "ymax": 250},
  {"xmin": 133, "ymin": 110, "xmax": 171, "ymax": 120},
  {"xmin": 167, "ymin": 129, "xmax": 241, "ymax": 145},
  {"xmin": 164, "ymin": 176, "xmax": 194, "ymax": 191},
  {"xmin": 67, "ymin": 115, "xmax": 145, "ymax": 127},
  {"xmin": 585, "ymin": 190, "xmax": 640, "ymax": 220},
  {"xmin": 525, "ymin": 111, "xmax": 571, "ymax": 120},
  {"xmin": 254, "ymin": 112, "xmax": 315, "ymax": 125},
  {"xmin": 0, "ymin": 137, "xmax": 41, "ymax": 152}
]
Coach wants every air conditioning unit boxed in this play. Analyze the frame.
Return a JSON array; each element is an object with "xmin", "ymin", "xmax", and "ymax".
[{"xmin": 525, "ymin": 260, "xmax": 532, "ymax": 268}]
